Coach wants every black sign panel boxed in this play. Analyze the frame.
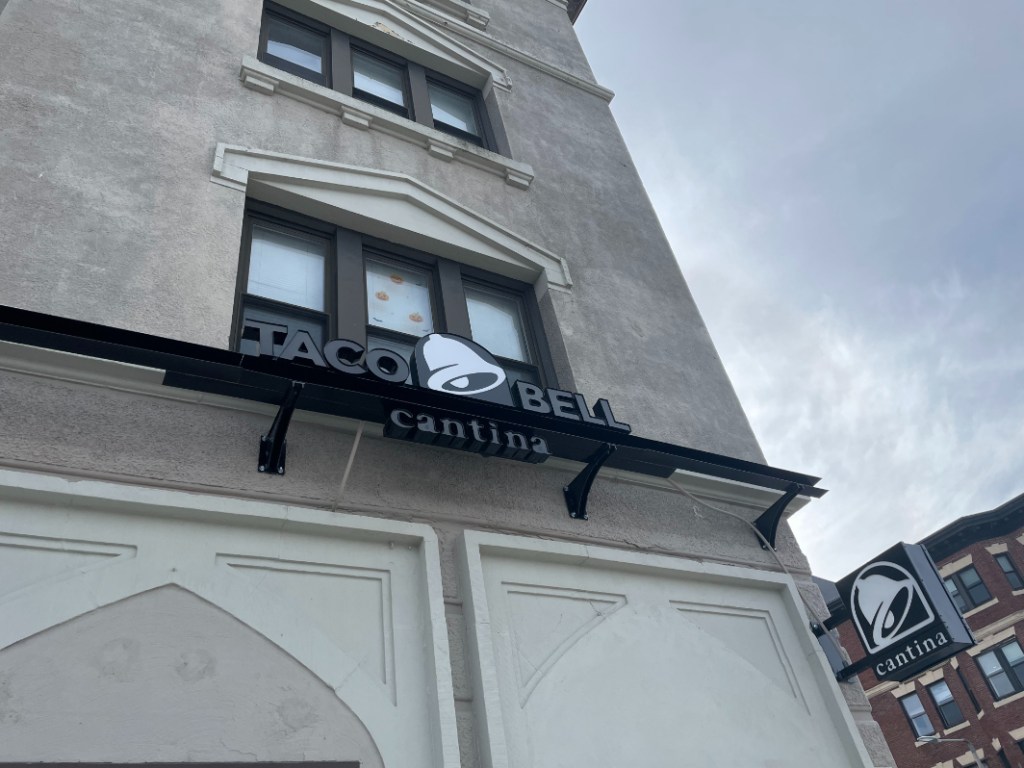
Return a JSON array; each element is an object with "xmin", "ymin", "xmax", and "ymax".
[{"xmin": 836, "ymin": 543, "xmax": 974, "ymax": 682}]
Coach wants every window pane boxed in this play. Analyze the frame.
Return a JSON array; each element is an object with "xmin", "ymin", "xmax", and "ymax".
[
  {"xmin": 353, "ymin": 51, "xmax": 406, "ymax": 108},
  {"xmin": 465, "ymin": 286, "xmax": 528, "ymax": 362},
  {"xmin": 265, "ymin": 17, "xmax": 326, "ymax": 76},
  {"xmin": 929, "ymin": 681, "xmax": 965, "ymax": 727},
  {"xmin": 248, "ymin": 224, "xmax": 326, "ymax": 311},
  {"xmin": 930, "ymin": 681, "xmax": 954, "ymax": 705},
  {"xmin": 997, "ymin": 555, "xmax": 1024, "ymax": 589},
  {"xmin": 968, "ymin": 580, "xmax": 992, "ymax": 605},
  {"xmin": 945, "ymin": 578, "xmax": 968, "ymax": 612},
  {"xmin": 1002, "ymin": 642, "xmax": 1024, "ymax": 665},
  {"xmin": 961, "ymin": 567, "xmax": 982, "ymax": 587},
  {"xmin": 365, "ymin": 260, "xmax": 434, "ymax": 337},
  {"xmin": 900, "ymin": 694, "xmax": 934, "ymax": 737},
  {"xmin": 428, "ymin": 82, "xmax": 479, "ymax": 136},
  {"xmin": 979, "ymin": 651, "xmax": 1017, "ymax": 698}
]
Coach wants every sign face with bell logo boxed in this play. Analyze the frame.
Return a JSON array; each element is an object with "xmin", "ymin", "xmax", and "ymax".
[
  {"xmin": 836, "ymin": 543, "xmax": 974, "ymax": 682},
  {"xmin": 411, "ymin": 333, "xmax": 514, "ymax": 405},
  {"xmin": 240, "ymin": 318, "xmax": 633, "ymax": 464}
]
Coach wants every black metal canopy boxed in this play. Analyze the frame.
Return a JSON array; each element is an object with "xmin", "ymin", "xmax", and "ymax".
[{"xmin": 0, "ymin": 305, "xmax": 827, "ymax": 505}]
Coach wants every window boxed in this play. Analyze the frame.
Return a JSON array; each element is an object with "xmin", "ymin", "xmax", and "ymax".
[
  {"xmin": 976, "ymin": 639, "xmax": 1024, "ymax": 700},
  {"xmin": 926, "ymin": 680, "xmax": 965, "ymax": 727},
  {"xmin": 944, "ymin": 565, "xmax": 992, "ymax": 612},
  {"xmin": 995, "ymin": 553, "xmax": 1024, "ymax": 590},
  {"xmin": 234, "ymin": 202, "xmax": 555, "ymax": 386},
  {"xmin": 258, "ymin": 2, "xmax": 498, "ymax": 149},
  {"xmin": 899, "ymin": 692, "xmax": 935, "ymax": 738}
]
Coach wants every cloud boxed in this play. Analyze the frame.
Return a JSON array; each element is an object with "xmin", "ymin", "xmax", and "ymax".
[{"xmin": 650, "ymin": 181, "xmax": 1024, "ymax": 578}]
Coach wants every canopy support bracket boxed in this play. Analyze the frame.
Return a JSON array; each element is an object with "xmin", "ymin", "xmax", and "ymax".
[
  {"xmin": 258, "ymin": 380, "xmax": 304, "ymax": 475},
  {"xmin": 753, "ymin": 482, "xmax": 803, "ymax": 549},
  {"xmin": 564, "ymin": 443, "xmax": 616, "ymax": 521}
]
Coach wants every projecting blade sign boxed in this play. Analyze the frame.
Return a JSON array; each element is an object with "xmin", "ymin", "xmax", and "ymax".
[
  {"xmin": 836, "ymin": 543, "xmax": 974, "ymax": 682},
  {"xmin": 850, "ymin": 562, "xmax": 935, "ymax": 654}
]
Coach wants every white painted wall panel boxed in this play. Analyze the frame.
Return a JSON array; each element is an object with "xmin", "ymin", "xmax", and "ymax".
[
  {"xmin": 462, "ymin": 532, "xmax": 874, "ymax": 768},
  {"xmin": 0, "ymin": 469, "xmax": 460, "ymax": 768}
]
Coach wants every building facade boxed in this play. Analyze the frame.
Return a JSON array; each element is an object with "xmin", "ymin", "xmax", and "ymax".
[
  {"xmin": 0, "ymin": 0, "xmax": 893, "ymax": 765},
  {"xmin": 834, "ymin": 494, "xmax": 1024, "ymax": 768}
]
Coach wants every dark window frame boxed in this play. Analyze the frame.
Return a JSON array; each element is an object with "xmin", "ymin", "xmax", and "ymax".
[
  {"xmin": 976, "ymin": 639, "xmax": 1024, "ymax": 701},
  {"xmin": 926, "ymin": 679, "xmax": 966, "ymax": 728},
  {"xmin": 995, "ymin": 553, "xmax": 1024, "ymax": 591},
  {"xmin": 898, "ymin": 691, "xmax": 935, "ymax": 738},
  {"xmin": 233, "ymin": 201, "xmax": 558, "ymax": 387},
  {"xmin": 944, "ymin": 565, "xmax": 992, "ymax": 612},
  {"xmin": 258, "ymin": 2, "xmax": 502, "ymax": 151}
]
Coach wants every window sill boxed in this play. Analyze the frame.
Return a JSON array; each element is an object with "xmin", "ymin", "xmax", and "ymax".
[
  {"xmin": 1011, "ymin": 589, "xmax": 1024, "ymax": 597},
  {"xmin": 239, "ymin": 56, "xmax": 535, "ymax": 190},
  {"xmin": 943, "ymin": 720, "xmax": 971, "ymax": 735},
  {"xmin": 964, "ymin": 597, "xmax": 999, "ymax": 618},
  {"xmin": 994, "ymin": 689, "xmax": 1024, "ymax": 709}
]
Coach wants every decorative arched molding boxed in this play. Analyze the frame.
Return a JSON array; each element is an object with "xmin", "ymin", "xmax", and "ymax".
[
  {"xmin": 212, "ymin": 143, "xmax": 572, "ymax": 291},
  {"xmin": 0, "ymin": 468, "xmax": 461, "ymax": 768},
  {"xmin": 275, "ymin": 0, "xmax": 510, "ymax": 91}
]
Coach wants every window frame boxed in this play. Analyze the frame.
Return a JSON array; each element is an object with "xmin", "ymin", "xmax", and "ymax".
[
  {"xmin": 258, "ymin": 2, "xmax": 500, "ymax": 150},
  {"xmin": 995, "ymin": 553, "xmax": 1024, "ymax": 591},
  {"xmin": 944, "ymin": 565, "xmax": 992, "ymax": 612},
  {"xmin": 233, "ymin": 201, "xmax": 557, "ymax": 387},
  {"xmin": 898, "ymin": 691, "xmax": 935, "ymax": 738},
  {"xmin": 976, "ymin": 639, "xmax": 1024, "ymax": 701},
  {"xmin": 926, "ymin": 679, "xmax": 965, "ymax": 728}
]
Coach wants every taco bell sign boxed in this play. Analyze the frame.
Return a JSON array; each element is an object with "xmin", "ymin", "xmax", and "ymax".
[{"xmin": 836, "ymin": 543, "xmax": 974, "ymax": 682}]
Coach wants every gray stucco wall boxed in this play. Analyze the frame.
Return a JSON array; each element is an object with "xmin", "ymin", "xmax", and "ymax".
[
  {"xmin": 0, "ymin": 0, "xmax": 893, "ymax": 764},
  {"xmin": 0, "ymin": 0, "xmax": 760, "ymax": 459}
]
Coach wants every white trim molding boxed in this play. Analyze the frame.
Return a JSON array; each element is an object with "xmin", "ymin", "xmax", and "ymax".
[
  {"xmin": 986, "ymin": 542, "xmax": 1009, "ymax": 554},
  {"xmin": 459, "ymin": 531, "xmax": 876, "ymax": 768},
  {"xmin": 0, "ymin": 468, "xmax": 461, "ymax": 768},
  {"xmin": 939, "ymin": 554, "xmax": 973, "ymax": 577},
  {"xmin": 239, "ymin": 57, "xmax": 534, "ymax": 189},
  {"xmin": 388, "ymin": 0, "xmax": 615, "ymax": 103},
  {"xmin": 212, "ymin": 143, "xmax": 570, "ymax": 291},
  {"xmin": 276, "ymin": 0, "xmax": 509, "ymax": 91},
  {"xmin": 400, "ymin": 0, "xmax": 489, "ymax": 29}
]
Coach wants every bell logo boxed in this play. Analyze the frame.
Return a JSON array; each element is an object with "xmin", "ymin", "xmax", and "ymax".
[
  {"xmin": 412, "ymin": 334, "xmax": 514, "ymax": 406},
  {"xmin": 850, "ymin": 561, "xmax": 935, "ymax": 653}
]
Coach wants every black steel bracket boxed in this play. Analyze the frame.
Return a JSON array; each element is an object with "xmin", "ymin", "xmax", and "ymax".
[
  {"xmin": 753, "ymin": 482, "xmax": 803, "ymax": 549},
  {"xmin": 258, "ymin": 380, "xmax": 304, "ymax": 475},
  {"xmin": 564, "ymin": 443, "xmax": 616, "ymax": 521}
]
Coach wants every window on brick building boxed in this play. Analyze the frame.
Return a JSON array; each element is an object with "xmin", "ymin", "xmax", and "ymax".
[
  {"xmin": 926, "ymin": 680, "xmax": 965, "ymax": 727},
  {"xmin": 944, "ymin": 565, "xmax": 992, "ymax": 612},
  {"xmin": 976, "ymin": 639, "xmax": 1024, "ymax": 700},
  {"xmin": 995, "ymin": 553, "xmax": 1024, "ymax": 590},
  {"xmin": 899, "ymin": 692, "xmax": 935, "ymax": 738}
]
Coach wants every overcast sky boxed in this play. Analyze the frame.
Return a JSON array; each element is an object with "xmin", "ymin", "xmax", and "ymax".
[{"xmin": 577, "ymin": 1, "xmax": 1024, "ymax": 579}]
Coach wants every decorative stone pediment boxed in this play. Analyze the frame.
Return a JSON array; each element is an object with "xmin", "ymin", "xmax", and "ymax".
[
  {"xmin": 212, "ymin": 144, "xmax": 572, "ymax": 291},
  {"xmin": 276, "ymin": 0, "xmax": 510, "ymax": 91}
]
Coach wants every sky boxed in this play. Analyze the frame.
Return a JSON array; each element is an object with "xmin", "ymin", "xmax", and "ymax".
[{"xmin": 576, "ymin": 0, "xmax": 1024, "ymax": 580}]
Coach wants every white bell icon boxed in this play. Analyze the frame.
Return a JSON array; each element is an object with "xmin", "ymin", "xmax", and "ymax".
[{"xmin": 419, "ymin": 334, "xmax": 507, "ymax": 396}]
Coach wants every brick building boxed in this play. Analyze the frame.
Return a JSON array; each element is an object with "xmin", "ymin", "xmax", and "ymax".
[{"xmin": 833, "ymin": 492, "xmax": 1024, "ymax": 768}]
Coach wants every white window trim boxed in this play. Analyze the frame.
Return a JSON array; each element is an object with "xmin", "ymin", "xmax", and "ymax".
[
  {"xmin": 240, "ymin": 56, "xmax": 533, "ymax": 188},
  {"xmin": 939, "ymin": 553, "xmax": 973, "ymax": 577},
  {"xmin": 212, "ymin": 143, "xmax": 569, "ymax": 291},
  {"xmin": 274, "ymin": 0, "xmax": 510, "ymax": 91},
  {"xmin": 401, "ymin": 0, "xmax": 489, "ymax": 30}
]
